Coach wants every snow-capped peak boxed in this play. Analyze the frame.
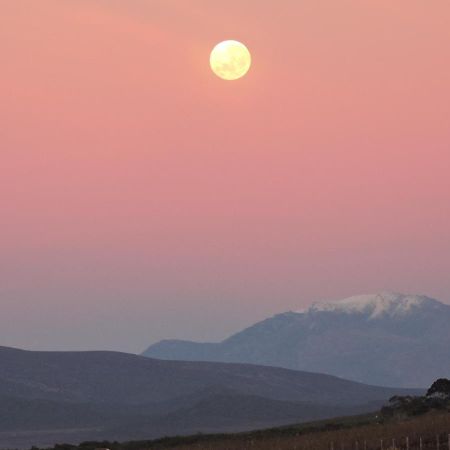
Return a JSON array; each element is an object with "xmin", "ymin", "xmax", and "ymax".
[{"xmin": 297, "ymin": 292, "xmax": 437, "ymax": 320}]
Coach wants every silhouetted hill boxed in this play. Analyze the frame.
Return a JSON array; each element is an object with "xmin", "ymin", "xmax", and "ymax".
[
  {"xmin": 143, "ymin": 292, "xmax": 450, "ymax": 387},
  {"xmin": 0, "ymin": 346, "xmax": 418, "ymax": 406},
  {"xmin": 0, "ymin": 346, "xmax": 419, "ymax": 448}
]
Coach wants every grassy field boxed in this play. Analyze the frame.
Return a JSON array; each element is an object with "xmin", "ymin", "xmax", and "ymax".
[{"xmin": 48, "ymin": 411, "xmax": 450, "ymax": 450}]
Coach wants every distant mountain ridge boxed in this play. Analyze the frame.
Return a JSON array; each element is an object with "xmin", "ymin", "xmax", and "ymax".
[
  {"xmin": 143, "ymin": 292, "xmax": 450, "ymax": 388},
  {"xmin": 0, "ymin": 346, "xmax": 418, "ymax": 448}
]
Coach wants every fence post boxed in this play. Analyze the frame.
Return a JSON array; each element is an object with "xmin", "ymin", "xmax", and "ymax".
[
  {"xmin": 406, "ymin": 437, "xmax": 409, "ymax": 450},
  {"xmin": 437, "ymin": 435, "xmax": 440, "ymax": 450},
  {"xmin": 381, "ymin": 439, "xmax": 383, "ymax": 450},
  {"xmin": 364, "ymin": 440, "xmax": 367, "ymax": 450},
  {"xmin": 420, "ymin": 437, "xmax": 423, "ymax": 450},
  {"xmin": 393, "ymin": 439, "xmax": 396, "ymax": 449},
  {"xmin": 356, "ymin": 441, "xmax": 359, "ymax": 450},
  {"xmin": 331, "ymin": 441, "xmax": 334, "ymax": 450}
]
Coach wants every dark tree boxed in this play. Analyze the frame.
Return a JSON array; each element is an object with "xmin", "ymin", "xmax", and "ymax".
[{"xmin": 426, "ymin": 378, "xmax": 450, "ymax": 398}]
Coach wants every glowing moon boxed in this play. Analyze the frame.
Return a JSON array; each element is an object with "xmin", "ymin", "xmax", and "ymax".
[{"xmin": 210, "ymin": 40, "xmax": 251, "ymax": 80}]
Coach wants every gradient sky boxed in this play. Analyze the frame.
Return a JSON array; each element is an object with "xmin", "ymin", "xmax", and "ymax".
[{"xmin": 1, "ymin": 1, "xmax": 450, "ymax": 353}]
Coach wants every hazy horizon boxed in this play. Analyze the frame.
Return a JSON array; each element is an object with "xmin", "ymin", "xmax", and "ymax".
[
  {"xmin": 1, "ymin": 1, "xmax": 450, "ymax": 353},
  {"xmin": 1, "ymin": 290, "xmax": 450, "ymax": 354}
]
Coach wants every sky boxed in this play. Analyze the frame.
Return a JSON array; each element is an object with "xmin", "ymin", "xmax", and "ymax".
[{"xmin": 1, "ymin": 0, "xmax": 449, "ymax": 353}]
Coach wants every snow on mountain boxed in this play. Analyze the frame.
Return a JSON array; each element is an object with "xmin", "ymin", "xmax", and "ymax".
[
  {"xmin": 143, "ymin": 292, "xmax": 450, "ymax": 388},
  {"xmin": 297, "ymin": 292, "xmax": 438, "ymax": 320}
]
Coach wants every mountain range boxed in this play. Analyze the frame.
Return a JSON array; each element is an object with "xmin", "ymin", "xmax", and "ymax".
[
  {"xmin": 0, "ymin": 345, "xmax": 418, "ymax": 448},
  {"xmin": 143, "ymin": 292, "xmax": 450, "ymax": 388}
]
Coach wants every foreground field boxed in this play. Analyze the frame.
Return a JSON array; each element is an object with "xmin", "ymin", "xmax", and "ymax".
[{"xmin": 41, "ymin": 411, "xmax": 450, "ymax": 450}]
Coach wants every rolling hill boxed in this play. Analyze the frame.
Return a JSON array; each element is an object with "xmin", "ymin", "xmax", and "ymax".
[{"xmin": 0, "ymin": 346, "xmax": 419, "ymax": 448}]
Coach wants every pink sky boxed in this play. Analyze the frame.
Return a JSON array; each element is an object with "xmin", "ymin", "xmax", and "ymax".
[{"xmin": 1, "ymin": 1, "xmax": 449, "ymax": 352}]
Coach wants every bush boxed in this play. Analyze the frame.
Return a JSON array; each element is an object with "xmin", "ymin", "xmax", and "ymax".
[{"xmin": 426, "ymin": 378, "xmax": 450, "ymax": 399}]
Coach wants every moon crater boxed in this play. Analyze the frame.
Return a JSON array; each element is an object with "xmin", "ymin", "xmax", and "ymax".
[{"xmin": 210, "ymin": 40, "xmax": 251, "ymax": 81}]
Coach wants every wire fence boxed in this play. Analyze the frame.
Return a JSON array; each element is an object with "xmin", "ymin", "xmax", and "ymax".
[{"xmin": 329, "ymin": 435, "xmax": 450, "ymax": 450}]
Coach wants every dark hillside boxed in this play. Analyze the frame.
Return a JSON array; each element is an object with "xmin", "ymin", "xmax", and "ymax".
[{"xmin": 0, "ymin": 346, "xmax": 420, "ymax": 448}]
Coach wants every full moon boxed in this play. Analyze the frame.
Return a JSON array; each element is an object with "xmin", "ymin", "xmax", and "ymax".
[{"xmin": 210, "ymin": 40, "xmax": 251, "ymax": 81}]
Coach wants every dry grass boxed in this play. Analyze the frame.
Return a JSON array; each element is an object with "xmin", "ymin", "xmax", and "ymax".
[{"xmin": 150, "ymin": 412, "xmax": 450, "ymax": 450}]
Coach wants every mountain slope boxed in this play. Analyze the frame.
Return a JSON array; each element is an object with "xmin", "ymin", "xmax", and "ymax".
[
  {"xmin": 0, "ymin": 346, "xmax": 410, "ymax": 406},
  {"xmin": 0, "ymin": 346, "xmax": 418, "ymax": 448},
  {"xmin": 143, "ymin": 292, "xmax": 450, "ymax": 387}
]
